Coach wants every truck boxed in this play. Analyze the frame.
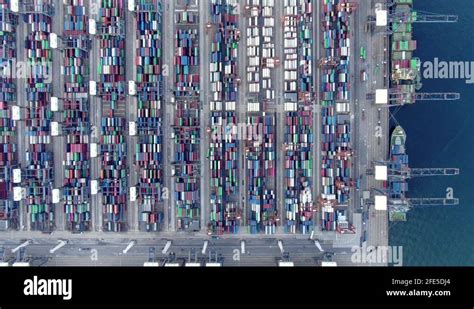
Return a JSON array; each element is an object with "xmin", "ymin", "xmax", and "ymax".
[{"xmin": 360, "ymin": 46, "xmax": 366, "ymax": 60}]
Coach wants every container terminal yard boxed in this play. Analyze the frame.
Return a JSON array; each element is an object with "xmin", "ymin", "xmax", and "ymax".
[{"xmin": 0, "ymin": 0, "xmax": 461, "ymax": 266}]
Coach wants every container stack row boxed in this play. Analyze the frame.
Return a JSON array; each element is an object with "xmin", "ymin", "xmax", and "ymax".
[
  {"xmin": 245, "ymin": 0, "xmax": 259, "ymax": 95},
  {"xmin": 321, "ymin": 205, "xmax": 348, "ymax": 231},
  {"xmin": 246, "ymin": 115, "xmax": 277, "ymax": 234},
  {"xmin": 283, "ymin": 0, "xmax": 298, "ymax": 97},
  {"xmin": 174, "ymin": 28, "xmax": 199, "ymax": 97},
  {"xmin": 173, "ymin": 7, "xmax": 201, "ymax": 232},
  {"xmin": 297, "ymin": 0, "xmax": 315, "ymax": 235},
  {"xmin": 320, "ymin": 0, "xmax": 353, "ymax": 231},
  {"xmin": 208, "ymin": 0, "xmax": 240, "ymax": 235},
  {"xmin": 262, "ymin": 115, "xmax": 277, "ymax": 235},
  {"xmin": 283, "ymin": 0, "xmax": 299, "ymax": 234},
  {"xmin": 260, "ymin": 0, "xmax": 276, "ymax": 100},
  {"xmin": 244, "ymin": 0, "xmax": 277, "ymax": 234},
  {"xmin": 299, "ymin": 0, "xmax": 313, "ymax": 94},
  {"xmin": 0, "ymin": 0, "xmax": 19, "ymax": 231},
  {"xmin": 23, "ymin": 0, "xmax": 55, "ymax": 232},
  {"xmin": 62, "ymin": 0, "xmax": 91, "ymax": 232},
  {"xmin": 100, "ymin": 117, "xmax": 127, "ymax": 232},
  {"xmin": 98, "ymin": 0, "xmax": 127, "ymax": 232},
  {"xmin": 283, "ymin": 0, "xmax": 314, "ymax": 234},
  {"xmin": 321, "ymin": 0, "xmax": 337, "ymax": 229},
  {"xmin": 134, "ymin": 0, "xmax": 164, "ymax": 232},
  {"xmin": 284, "ymin": 110, "xmax": 314, "ymax": 234},
  {"xmin": 175, "ymin": 8, "xmax": 198, "ymax": 25}
]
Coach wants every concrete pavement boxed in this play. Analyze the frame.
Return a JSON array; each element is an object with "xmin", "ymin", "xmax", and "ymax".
[
  {"xmin": 352, "ymin": 0, "xmax": 389, "ymax": 249},
  {"xmin": 0, "ymin": 236, "xmax": 353, "ymax": 266},
  {"xmin": 199, "ymin": 0, "xmax": 210, "ymax": 233},
  {"xmin": 162, "ymin": 0, "xmax": 176, "ymax": 232},
  {"xmin": 52, "ymin": 0, "xmax": 65, "ymax": 231},
  {"xmin": 125, "ymin": 3, "xmax": 138, "ymax": 232},
  {"xmin": 89, "ymin": 0, "xmax": 103, "ymax": 233}
]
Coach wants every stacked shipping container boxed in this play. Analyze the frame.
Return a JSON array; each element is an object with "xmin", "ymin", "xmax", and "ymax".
[
  {"xmin": 0, "ymin": 0, "xmax": 19, "ymax": 230},
  {"xmin": 23, "ymin": 0, "xmax": 55, "ymax": 232},
  {"xmin": 99, "ymin": 0, "xmax": 127, "ymax": 232},
  {"xmin": 283, "ymin": 0, "xmax": 314, "ymax": 234},
  {"xmin": 62, "ymin": 0, "xmax": 91, "ymax": 232},
  {"xmin": 208, "ymin": 0, "xmax": 240, "ymax": 234},
  {"xmin": 244, "ymin": 0, "xmax": 277, "ymax": 234},
  {"xmin": 175, "ymin": 28, "xmax": 199, "ymax": 96},
  {"xmin": 246, "ymin": 115, "xmax": 277, "ymax": 234},
  {"xmin": 320, "ymin": 0, "xmax": 353, "ymax": 231},
  {"xmin": 135, "ymin": 0, "xmax": 164, "ymax": 232},
  {"xmin": 174, "ymin": 8, "xmax": 201, "ymax": 231}
]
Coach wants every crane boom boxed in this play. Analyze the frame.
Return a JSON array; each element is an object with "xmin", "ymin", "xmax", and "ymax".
[
  {"xmin": 407, "ymin": 198, "xmax": 459, "ymax": 207},
  {"xmin": 388, "ymin": 168, "xmax": 460, "ymax": 179}
]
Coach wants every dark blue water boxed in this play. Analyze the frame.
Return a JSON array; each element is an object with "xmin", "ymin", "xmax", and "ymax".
[{"xmin": 388, "ymin": 0, "xmax": 474, "ymax": 266}]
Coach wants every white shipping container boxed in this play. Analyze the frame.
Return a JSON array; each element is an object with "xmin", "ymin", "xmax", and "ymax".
[
  {"xmin": 226, "ymin": 101, "xmax": 236, "ymax": 111},
  {"xmin": 284, "ymin": 102, "xmax": 297, "ymax": 111},
  {"xmin": 265, "ymin": 90, "xmax": 274, "ymax": 99},
  {"xmin": 262, "ymin": 68, "xmax": 271, "ymax": 78},
  {"xmin": 249, "ymin": 83, "xmax": 260, "ymax": 93},
  {"xmin": 264, "ymin": 17, "xmax": 274, "ymax": 27},
  {"xmin": 247, "ymin": 102, "xmax": 259, "ymax": 112}
]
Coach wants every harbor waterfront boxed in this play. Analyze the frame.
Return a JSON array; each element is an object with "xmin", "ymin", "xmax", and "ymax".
[{"xmin": 389, "ymin": 0, "xmax": 474, "ymax": 266}]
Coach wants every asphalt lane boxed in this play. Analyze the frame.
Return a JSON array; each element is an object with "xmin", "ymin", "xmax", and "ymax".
[
  {"xmin": 1, "ymin": 237, "xmax": 348, "ymax": 266},
  {"xmin": 125, "ymin": 3, "xmax": 138, "ymax": 232},
  {"xmin": 52, "ymin": 0, "xmax": 65, "ymax": 231},
  {"xmin": 15, "ymin": 8, "xmax": 28, "ymax": 231}
]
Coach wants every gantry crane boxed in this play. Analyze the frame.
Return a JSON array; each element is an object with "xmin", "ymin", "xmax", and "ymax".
[
  {"xmin": 366, "ymin": 91, "xmax": 461, "ymax": 106},
  {"xmin": 389, "ymin": 11, "xmax": 458, "ymax": 23},
  {"xmin": 388, "ymin": 167, "xmax": 460, "ymax": 180}
]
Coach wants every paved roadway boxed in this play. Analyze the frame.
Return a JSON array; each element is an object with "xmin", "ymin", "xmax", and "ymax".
[
  {"xmin": 351, "ymin": 0, "xmax": 369, "ymax": 240},
  {"xmin": 52, "ymin": 0, "xmax": 65, "ymax": 231},
  {"xmin": 273, "ymin": 0, "xmax": 285, "ymax": 232},
  {"xmin": 352, "ymin": 0, "xmax": 389, "ymax": 248},
  {"xmin": 0, "ymin": 237, "xmax": 354, "ymax": 266},
  {"xmin": 313, "ymin": 0, "xmax": 321, "ymax": 231},
  {"xmin": 274, "ymin": 1, "xmax": 287, "ymax": 232},
  {"xmin": 162, "ymin": 0, "xmax": 176, "ymax": 232},
  {"xmin": 125, "ymin": 4, "xmax": 138, "ymax": 232},
  {"xmin": 89, "ymin": 1, "xmax": 103, "ymax": 232},
  {"xmin": 199, "ymin": 0, "xmax": 210, "ymax": 233},
  {"xmin": 237, "ymin": 1, "xmax": 247, "ymax": 233},
  {"xmin": 15, "ymin": 11, "xmax": 28, "ymax": 231}
]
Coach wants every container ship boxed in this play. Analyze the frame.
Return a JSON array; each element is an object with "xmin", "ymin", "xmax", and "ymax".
[
  {"xmin": 390, "ymin": 0, "xmax": 422, "ymax": 104},
  {"xmin": 388, "ymin": 126, "xmax": 409, "ymax": 221}
]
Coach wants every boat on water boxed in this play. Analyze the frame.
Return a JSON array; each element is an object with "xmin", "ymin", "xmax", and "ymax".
[
  {"xmin": 389, "ymin": 126, "xmax": 410, "ymax": 221},
  {"xmin": 390, "ymin": 125, "xmax": 407, "ymax": 157}
]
